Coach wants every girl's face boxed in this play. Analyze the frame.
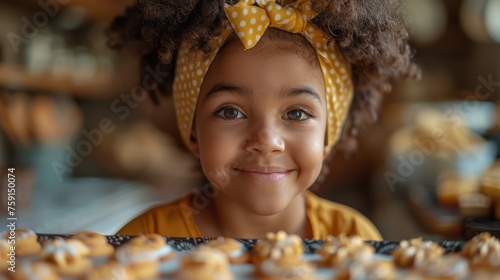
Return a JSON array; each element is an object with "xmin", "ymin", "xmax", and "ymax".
[{"xmin": 191, "ymin": 34, "xmax": 327, "ymax": 216}]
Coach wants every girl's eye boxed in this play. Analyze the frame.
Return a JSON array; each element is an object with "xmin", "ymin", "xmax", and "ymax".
[
  {"xmin": 284, "ymin": 109, "xmax": 312, "ymax": 121},
  {"xmin": 214, "ymin": 107, "xmax": 245, "ymax": 119}
]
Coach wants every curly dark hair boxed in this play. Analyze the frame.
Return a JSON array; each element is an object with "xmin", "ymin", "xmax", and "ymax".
[{"xmin": 107, "ymin": 0, "xmax": 419, "ymax": 154}]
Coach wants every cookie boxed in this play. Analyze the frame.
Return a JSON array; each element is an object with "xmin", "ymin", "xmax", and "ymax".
[
  {"xmin": 0, "ymin": 239, "xmax": 9, "ymax": 272},
  {"xmin": 463, "ymin": 232, "xmax": 500, "ymax": 272},
  {"xmin": 258, "ymin": 257, "xmax": 315, "ymax": 280},
  {"xmin": 317, "ymin": 235, "xmax": 374, "ymax": 267},
  {"xmin": 335, "ymin": 259, "xmax": 396, "ymax": 280},
  {"xmin": 202, "ymin": 237, "xmax": 249, "ymax": 263},
  {"xmin": 8, "ymin": 261, "xmax": 60, "ymax": 280},
  {"xmin": 391, "ymin": 238, "xmax": 444, "ymax": 268},
  {"xmin": 1, "ymin": 228, "xmax": 41, "ymax": 258},
  {"xmin": 73, "ymin": 231, "xmax": 114, "ymax": 258},
  {"xmin": 41, "ymin": 238, "xmax": 92, "ymax": 277},
  {"xmin": 176, "ymin": 246, "xmax": 234, "ymax": 280},
  {"xmin": 115, "ymin": 233, "xmax": 175, "ymax": 279},
  {"xmin": 412, "ymin": 255, "xmax": 469, "ymax": 280},
  {"xmin": 253, "ymin": 231, "xmax": 303, "ymax": 266},
  {"xmin": 83, "ymin": 261, "xmax": 135, "ymax": 280}
]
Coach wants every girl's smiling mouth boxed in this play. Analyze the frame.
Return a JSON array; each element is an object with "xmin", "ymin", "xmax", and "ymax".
[{"xmin": 231, "ymin": 166, "xmax": 295, "ymax": 181}]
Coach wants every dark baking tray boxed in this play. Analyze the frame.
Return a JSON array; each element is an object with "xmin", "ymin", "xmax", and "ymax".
[{"xmin": 36, "ymin": 234, "xmax": 465, "ymax": 255}]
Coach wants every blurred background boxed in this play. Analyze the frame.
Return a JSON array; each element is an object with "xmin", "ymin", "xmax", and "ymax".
[{"xmin": 0, "ymin": 0, "xmax": 499, "ymax": 239}]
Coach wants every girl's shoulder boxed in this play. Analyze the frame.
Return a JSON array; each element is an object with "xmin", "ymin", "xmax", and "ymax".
[
  {"xmin": 143, "ymin": 193, "xmax": 193, "ymax": 216},
  {"xmin": 305, "ymin": 191, "xmax": 361, "ymax": 214},
  {"xmin": 305, "ymin": 191, "xmax": 383, "ymax": 241},
  {"xmin": 117, "ymin": 193, "xmax": 201, "ymax": 237}
]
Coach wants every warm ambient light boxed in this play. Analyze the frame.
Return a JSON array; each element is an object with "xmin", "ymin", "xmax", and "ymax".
[
  {"xmin": 460, "ymin": 0, "xmax": 500, "ymax": 43},
  {"xmin": 403, "ymin": 0, "xmax": 448, "ymax": 45}
]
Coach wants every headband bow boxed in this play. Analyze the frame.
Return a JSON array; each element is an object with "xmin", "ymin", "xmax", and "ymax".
[
  {"xmin": 173, "ymin": 0, "xmax": 353, "ymax": 154},
  {"xmin": 226, "ymin": 0, "xmax": 314, "ymax": 49}
]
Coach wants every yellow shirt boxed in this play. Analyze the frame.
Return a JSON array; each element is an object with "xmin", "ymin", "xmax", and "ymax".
[{"xmin": 118, "ymin": 191, "xmax": 382, "ymax": 241}]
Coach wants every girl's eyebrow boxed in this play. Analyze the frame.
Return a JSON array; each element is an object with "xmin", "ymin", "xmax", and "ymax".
[
  {"xmin": 286, "ymin": 87, "xmax": 322, "ymax": 104},
  {"xmin": 202, "ymin": 83, "xmax": 247, "ymax": 103},
  {"xmin": 202, "ymin": 84, "xmax": 322, "ymax": 104}
]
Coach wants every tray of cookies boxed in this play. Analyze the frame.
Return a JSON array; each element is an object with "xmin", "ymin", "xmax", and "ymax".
[{"xmin": 1, "ymin": 228, "xmax": 498, "ymax": 279}]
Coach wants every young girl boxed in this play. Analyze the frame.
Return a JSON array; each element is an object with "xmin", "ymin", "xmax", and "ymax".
[{"xmin": 109, "ymin": 0, "xmax": 417, "ymax": 240}]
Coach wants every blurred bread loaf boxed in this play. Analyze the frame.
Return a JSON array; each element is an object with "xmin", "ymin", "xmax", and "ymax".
[
  {"xmin": 480, "ymin": 161, "xmax": 500, "ymax": 220},
  {"xmin": 437, "ymin": 171, "xmax": 481, "ymax": 208},
  {"xmin": 481, "ymin": 161, "xmax": 500, "ymax": 200},
  {"xmin": 458, "ymin": 193, "xmax": 492, "ymax": 218}
]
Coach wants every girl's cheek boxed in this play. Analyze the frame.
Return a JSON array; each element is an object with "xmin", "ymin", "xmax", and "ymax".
[
  {"xmin": 207, "ymin": 167, "xmax": 232, "ymax": 190},
  {"xmin": 201, "ymin": 147, "xmax": 233, "ymax": 190}
]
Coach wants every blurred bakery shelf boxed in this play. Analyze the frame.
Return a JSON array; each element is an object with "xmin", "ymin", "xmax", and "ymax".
[
  {"xmin": 0, "ymin": 0, "xmax": 141, "ymax": 100},
  {"xmin": 0, "ymin": 64, "xmax": 118, "ymax": 99},
  {"xmin": 8, "ymin": 0, "xmax": 134, "ymax": 22}
]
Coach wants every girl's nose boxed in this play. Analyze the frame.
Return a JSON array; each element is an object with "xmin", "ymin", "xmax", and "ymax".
[{"xmin": 244, "ymin": 126, "xmax": 285, "ymax": 154}]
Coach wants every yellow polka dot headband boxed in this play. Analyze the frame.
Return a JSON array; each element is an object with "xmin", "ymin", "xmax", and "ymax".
[{"xmin": 173, "ymin": 0, "xmax": 353, "ymax": 154}]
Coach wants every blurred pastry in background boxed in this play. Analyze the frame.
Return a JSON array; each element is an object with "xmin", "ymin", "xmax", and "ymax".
[
  {"xmin": 458, "ymin": 193, "xmax": 493, "ymax": 218},
  {"xmin": 481, "ymin": 161, "xmax": 500, "ymax": 200},
  {"xmin": 0, "ymin": 91, "xmax": 33, "ymax": 147},
  {"xmin": 96, "ymin": 121, "xmax": 201, "ymax": 188},
  {"xmin": 387, "ymin": 106, "xmax": 496, "ymax": 191},
  {"xmin": 437, "ymin": 171, "xmax": 481, "ymax": 208},
  {"xmin": 0, "ymin": 91, "xmax": 83, "ymax": 148},
  {"xmin": 31, "ymin": 94, "xmax": 83, "ymax": 147},
  {"xmin": 480, "ymin": 161, "xmax": 500, "ymax": 220}
]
